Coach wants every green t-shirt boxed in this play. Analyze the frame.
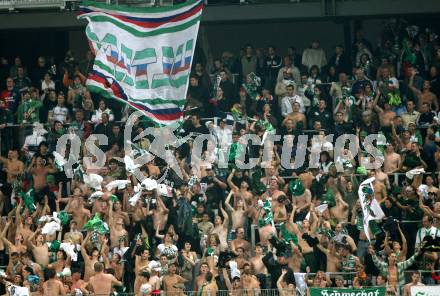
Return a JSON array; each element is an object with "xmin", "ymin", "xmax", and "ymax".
[{"xmin": 16, "ymin": 99, "xmax": 42, "ymax": 124}]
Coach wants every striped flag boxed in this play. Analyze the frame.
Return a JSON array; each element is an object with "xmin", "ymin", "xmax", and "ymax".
[{"xmin": 78, "ymin": 0, "xmax": 204, "ymax": 126}]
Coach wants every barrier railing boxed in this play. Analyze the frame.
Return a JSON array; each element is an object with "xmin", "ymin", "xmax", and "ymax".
[
  {"xmin": 0, "ymin": 0, "xmax": 69, "ymax": 10},
  {"xmin": 250, "ymin": 219, "xmax": 425, "ymax": 255}
]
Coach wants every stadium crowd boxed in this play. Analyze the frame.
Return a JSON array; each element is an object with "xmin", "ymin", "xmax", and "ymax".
[{"xmin": 0, "ymin": 20, "xmax": 440, "ymax": 296}]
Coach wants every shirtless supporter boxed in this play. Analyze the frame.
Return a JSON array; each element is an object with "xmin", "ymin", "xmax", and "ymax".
[
  {"xmin": 0, "ymin": 149, "xmax": 24, "ymax": 214},
  {"xmin": 0, "ymin": 24, "xmax": 439, "ymax": 296},
  {"xmin": 81, "ymin": 262, "xmax": 122, "ymax": 296}
]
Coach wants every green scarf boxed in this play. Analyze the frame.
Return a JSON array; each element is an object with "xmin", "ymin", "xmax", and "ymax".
[
  {"xmin": 258, "ymin": 200, "xmax": 273, "ymax": 227},
  {"xmin": 289, "ymin": 179, "xmax": 305, "ymax": 196},
  {"xmin": 321, "ymin": 188, "xmax": 336, "ymax": 208},
  {"xmin": 280, "ymin": 223, "xmax": 298, "ymax": 245}
]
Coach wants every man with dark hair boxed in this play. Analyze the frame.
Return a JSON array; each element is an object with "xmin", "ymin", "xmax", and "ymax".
[
  {"xmin": 188, "ymin": 74, "xmax": 210, "ymax": 113},
  {"xmin": 43, "ymin": 267, "xmax": 66, "ymax": 296},
  {"xmin": 199, "ymin": 271, "xmax": 218, "ymax": 296},
  {"xmin": 415, "ymin": 215, "xmax": 439, "ymax": 249},
  {"xmin": 187, "ymin": 114, "xmax": 209, "ymax": 136},
  {"xmin": 264, "ymin": 46, "xmax": 282, "ymax": 92},
  {"xmin": 162, "ymin": 262, "xmax": 187, "ymax": 295},
  {"xmin": 81, "ymin": 262, "xmax": 122, "ymax": 296}
]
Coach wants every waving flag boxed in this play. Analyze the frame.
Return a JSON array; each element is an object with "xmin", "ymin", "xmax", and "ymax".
[
  {"xmin": 358, "ymin": 177, "xmax": 385, "ymax": 241},
  {"xmin": 78, "ymin": 0, "xmax": 204, "ymax": 126}
]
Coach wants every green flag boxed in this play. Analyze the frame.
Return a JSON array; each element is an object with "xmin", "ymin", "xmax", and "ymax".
[{"xmin": 289, "ymin": 179, "xmax": 305, "ymax": 196}]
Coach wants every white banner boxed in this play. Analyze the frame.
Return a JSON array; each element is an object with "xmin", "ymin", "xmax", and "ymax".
[{"xmin": 411, "ymin": 285, "xmax": 440, "ymax": 296}]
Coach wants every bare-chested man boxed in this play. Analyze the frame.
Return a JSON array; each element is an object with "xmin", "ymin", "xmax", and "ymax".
[
  {"xmin": 373, "ymin": 89, "xmax": 396, "ymax": 127},
  {"xmin": 282, "ymin": 102, "xmax": 307, "ymax": 129},
  {"xmin": 1, "ymin": 218, "xmax": 27, "ymax": 256},
  {"xmin": 384, "ymin": 143, "xmax": 401, "ymax": 174},
  {"xmin": 0, "ymin": 149, "xmax": 23, "ymax": 214},
  {"xmin": 260, "ymin": 169, "xmax": 285, "ymax": 191},
  {"xmin": 369, "ymin": 170, "xmax": 388, "ymax": 203},
  {"xmin": 194, "ymin": 262, "xmax": 209, "ymax": 292},
  {"xmin": 317, "ymin": 238, "xmax": 340, "ymax": 272},
  {"xmin": 403, "ymin": 272, "xmax": 424, "ymax": 296},
  {"xmin": 152, "ymin": 194, "xmax": 168, "ymax": 233},
  {"xmin": 199, "ymin": 271, "xmax": 218, "ymax": 296},
  {"xmin": 227, "ymin": 175, "xmax": 254, "ymax": 208},
  {"xmin": 162, "ymin": 263, "xmax": 187, "ymax": 296},
  {"xmin": 61, "ymin": 187, "xmax": 91, "ymax": 229},
  {"xmin": 81, "ymin": 232, "xmax": 101, "ymax": 281},
  {"xmin": 210, "ymin": 204, "xmax": 229, "ymax": 251},
  {"xmin": 330, "ymin": 190, "xmax": 349, "ymax": 222},
  {"xmin": 273, "ymin": 194, "xmax": 288, "ymax": 224},
  {"xmin": 241, "ymin": 263, "xmax": 261, "ymax": 292},
  {"xmin": 225, "ymin": 191, "xmax": 248, "ymax": 231},
  {"xmin": 235, "ymin": 247, "xmax": 250, "ymax": 271},
  {"xmin": 26, "ymin": 228, "xmax": 49, "ymax": 267},
  {"xmin": 109, "ymin": 201, "xmax": 128, "ymax": 249},
  {"xmin": 112, "ymin": 199, "xmax": 130, "ymax": 226},
  {"xmin": 409, "ymin": 71, "xmax": 439, "ymax": 111},
  {"xmin": 81, "ymin": 262, "xmax": 122, "ymax": 296},
  {"xmin": 15, "ymin": 199, "xmax": 35, "ymax": 242},
  {"xmin": 134, "ymin": 247, "xmax": 151, "ymax": 293},
  {"xmin": 27, "ymin": 156, "xmax": 57, "ymax": 191},
  {"xmin": 64, "ymin": 220, "xmax": 83, "ymax": 245},
  {"xmin": 231, "ymin": 228, "xmax": 251, "ymax": 256},
  {"xmin": 69, "ymin": 268, "xmax": 84, "ymax": 295},
  {"xmin": 43, "ymin": 267, "xmax": 66, "ymax": 296},
  {"xmin": 250, "ymin": 244, "xmax": 268, "ymax": 277}
]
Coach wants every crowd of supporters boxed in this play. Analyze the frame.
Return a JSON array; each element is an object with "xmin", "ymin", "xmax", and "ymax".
[{"xmin": 0, "ymin": 20, "xmax": 439, "ymax": 296}]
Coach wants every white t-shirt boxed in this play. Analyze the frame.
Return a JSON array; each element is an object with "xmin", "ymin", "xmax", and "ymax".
[
  {"xmin": 157, "ymin": 244, "xmax": 178, "ymax": 258},
  {"xmin": 281, "ymin": 94, "xmax": 305, "ymax": 116},
  {"xmin": 52, "ymin": 106, "xmax": 69, "ymax": 123},
  {"xmin": 139, "ymin": 283, "xmax": 152, "ymax": 295}
]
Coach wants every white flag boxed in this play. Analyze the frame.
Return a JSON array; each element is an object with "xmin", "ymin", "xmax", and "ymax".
[{"xmin": 358, "ymin": 177, "xmax": 385, "ymax": 241}]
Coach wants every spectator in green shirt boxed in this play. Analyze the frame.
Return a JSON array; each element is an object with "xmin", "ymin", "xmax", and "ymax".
[{"xmin": 16, "ymin": 90, "xmax": 42, "ymax": 124}]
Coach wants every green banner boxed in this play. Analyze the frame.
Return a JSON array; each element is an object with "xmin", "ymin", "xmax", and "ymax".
[{"xmin": 310, "ymin": 287, "xmax": 386, "ymax": 296}]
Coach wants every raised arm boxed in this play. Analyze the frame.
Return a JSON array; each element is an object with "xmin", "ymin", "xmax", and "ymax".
[
  {"xmin": 111, "ymin": 274, "xmax": 123, "ymax": 287},
  {"xmin": 227, "ymin": 169, "xmax": 239, "ymax": 192},
  {"xmin": 219, "ymin": 202, "xmax": 229, "ymax": 229},
  {"xmin": 81, "ymin": 232, "xmax": 91, "ymax": 263},
  {"xmin": 157, "ymin": 196, "xmax": 169, "ymax": 214},
  {"xmin": 26, "ymin": 228, "xmax": 39, "ymax": 250},
  {"xmin": 15, "ymin": 198, "xmax": 23, "ymax": 225},
  {"xmin": 224, "ymin": 191, "xmax": 235, "ymax": 212},
  {"xmin": 277, "ymin": 269, "xmax": 288, "ymax": 295},
  {"xmin": 398, "ymin": 223, "xmax": 407, "ymax": 260},
  {"xmin": 0, "ymin": 219, "xmax": 13, "ymax": 249}
]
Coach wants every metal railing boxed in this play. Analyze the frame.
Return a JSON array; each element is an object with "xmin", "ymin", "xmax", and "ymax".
[
  {"xmin": 0, "ymin": 0, "xmax": 71, "ymax": 10},
  {"xmin": 0, "ymin": 0, "xmax": 173, "ymax": 10},
  {"xmin": 250, "ymin": 219, "xmax": 426, "ymax": 255}
]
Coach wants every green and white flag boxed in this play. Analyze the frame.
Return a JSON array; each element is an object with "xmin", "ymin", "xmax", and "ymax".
[
  {"xmin": 358, "ymin": 177, "xmax": 385, "ymax": 241},
  {"xmin": 78, "ymin": 0, "xmax": 204, "ymax": 126},
  {"xmin": 310, "ymin": 286, "xmax": 386, "ymax": 296}
]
